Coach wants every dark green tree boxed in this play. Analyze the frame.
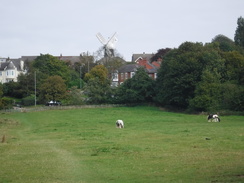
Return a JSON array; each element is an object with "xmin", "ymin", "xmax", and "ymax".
[
  {"xmin": 212, "ymin": 34, "xmax": 237, "ymax": 52},
  {"xmin": 189, "ymin": 69, "xmax": 222, "ymax": 112},
  {"xmin": 83, "ymin": 65, "xmax": 112, "ymax": 104},
  {"xmin": 221, "ymin": 51, "xmax": 244, "ymax": 85},
  {"xmin": 84, "ymin": 77, "xmax": 112, "ymax": 104},
  {"xmin": 2, "ymin": 81, "xmax": 20, "ymax": 98},
  {"xmin": 150, "ymin": 48, "xmax": 171, "ymax": 62},
  {"xmin": 219, "ymin": 83, "xmax": 244, "ymax": 111},
  {"xmin": 0, "ymin": 83, "xmax": 3, "ymax": 98},
  {"xmin": 0, "ymin": 83, "xmax": 3, "ymax": 109},
  {"xmin": 115, "ymin": 67, "xmax": 155, "ymax": 104},
  {"xmin": 155, "ymin": 42, "xmax": 225, "ymax": 109},
  {"xmin": 234, "ymin": 16, "xmax": 244, "ymax": 48},
  {"xmin": 39, "ymin": 75, "xmax": 67, "ymax": 103},
  {"xmin": 32, "ymin": 54, "xmax": 71, "ymax": 84}
]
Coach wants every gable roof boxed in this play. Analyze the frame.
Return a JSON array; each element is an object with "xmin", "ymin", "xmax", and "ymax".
[
  {"xmin": 118, "ymin": 58, "xmax": 161, "ymax": 74},
  {"xmin": 132, "ymin": 53, "xmax": 154, "ymax": 62},
  {"xmin": 118, "ymin": 64, "xmax": 140, "ymax": 73},
  {"xmin": 0, "ymin": 59, "xmax": 25, "ymax": 71},
  {"xmin": 20, "ymin": 55, "xmax": 81, "ymax": 64}
]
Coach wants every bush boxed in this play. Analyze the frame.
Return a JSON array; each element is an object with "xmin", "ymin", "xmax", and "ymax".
[
  {"xmin": 22, "ymin": 95, "xmax": 36, "ymax": 106},
  {"xmin": 0, "ymin": 97, "xmax": 13, "ymax": 109}
]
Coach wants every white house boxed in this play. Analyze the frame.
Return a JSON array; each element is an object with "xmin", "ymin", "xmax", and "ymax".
[{"xmin": 0, "ymin": 58, "xmax": 27, "ymax": 84}]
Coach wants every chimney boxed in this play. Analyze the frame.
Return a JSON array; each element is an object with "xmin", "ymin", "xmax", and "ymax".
[{"xmin": 20, "ymin": 60, "xmax": 24, "ymax": 70}]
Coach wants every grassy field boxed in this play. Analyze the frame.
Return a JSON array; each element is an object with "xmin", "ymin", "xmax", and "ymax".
[{"xmin": 0, "ymin": 106, "xmax": 243, "ymax": 183}]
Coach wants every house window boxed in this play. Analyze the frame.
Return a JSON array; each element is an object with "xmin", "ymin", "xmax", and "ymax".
[
  {"xmin": 131, "ymin": 72, "xmax": 135, "ymax": 77},
  {"xmin": 0, "ymin": 71, "xmax": 2, "ymax": 76},
  {"xmin": 113, "ymin": 73, "xmax": 118, "ymax": 79},
  {"xmin": 125, "ymin": 73, "xmax": 128, "ymax": 79},
  {"xmin": 121, "ymin": 73, "xmax": 124, "ymax": 80}
]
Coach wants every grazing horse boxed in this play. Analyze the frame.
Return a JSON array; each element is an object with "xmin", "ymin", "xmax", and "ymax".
[
  {"xmin": 116, "ymin": 120, "xmax": 124, "ymax": 128},
  {"xmin": 207, "ymin": 114, "xmax": 220, "ymax": 122}
]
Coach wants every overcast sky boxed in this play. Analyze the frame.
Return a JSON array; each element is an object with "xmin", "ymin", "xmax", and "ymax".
[{"xmin": 1, "ymin": 0, "xmax": 243, "ymax": 61}]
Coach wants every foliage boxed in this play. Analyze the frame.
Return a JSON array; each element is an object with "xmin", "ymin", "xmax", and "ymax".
[
  {"xmin": 189, "ymin": 69, "xmax": 222, "ymax": 112},
  {"xmin": 21, "ymin": 94, "xmax": 36, "ymax": 106},
  {"xmin": 83, "ymin": 65, "xmax": 113, "ymax": 104},
  {"xmin": 2, "ymin": 81, "xmax": 22, "ymax": 98},
  {"xmin": 16, "ymin": 73, "xmax": 36, "ymax": 98},
  {"xmin": 234, "ymin": 16, "xmax": 244, "ymax": 48},
  {"xmin": 154, "ymin": 41, "xmax": 244, "ymax": 111},
  {"xmin": 221, "ymin": 51, "xmax": 244, "ymax": 85},
  {"xmin": 67, "ymin": 70, "xmax": 81, "ymax": 89},
  {"xmin": 84, "ymin": 77, "xmax": 112, "ymax": 104},
  {"xmin": 84, "ymin": 65, "xmax": 108, "ymax": 84},
  {"xmin": 98, "ymin": 57, "xmax": 125, "ymax": 80},
  {"xmin": 0, "ymin": 83, "xmax": 3, "ymax": 98},
  {"xmin": 219, "ymin": 83, "xmax": 244, "ymax": 111},
  {"xmin": 155, "ymin": 42, "xmax": 207, "ymax": 108},
  {"xmin": 212, "ymin": 34, "xmax": 237, "ymax": 52},
  {"xmin": 150, "ymin": 48, "xmax": 171, "ymax": 62},
  {"xmin": 79, "ymin": 52, "xmax": 96, "ymax": 75},
  {"xmin": 66, "ymin": 86, "xmax": 85, "ymax": 105},
  {"xmin": 0, "ymin": 97, "xmax": 13, "ymax": 109},
  {"xmin": 39, "ymin": 75, "xmax": 67, "ymax": 103},
  {"xmin": 32, "ymin": 54, "xmax": 71, "ymax": 84},
  {"xmin": 115, "ymin": 67, "xmax": 155, "ymax": 104}
]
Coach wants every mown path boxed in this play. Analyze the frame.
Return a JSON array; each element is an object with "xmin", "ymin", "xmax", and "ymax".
[{"xmin": 0, "ymin": 114, "xmax": 86, "ymax": 183}]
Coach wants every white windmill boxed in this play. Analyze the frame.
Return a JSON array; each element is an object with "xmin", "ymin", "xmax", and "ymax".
[{"xmin": 96, "ymin": 32, "xmax": 118, "ymax": 58}]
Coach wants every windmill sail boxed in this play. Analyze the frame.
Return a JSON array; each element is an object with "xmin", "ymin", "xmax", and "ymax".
[
  {"xmin": 107, "ymin": 33, "xmax": 118, "ymax": 49},
  {"xmin": 96, "ymin": 33, "xmax": 107, "ymax": 45},
  {"xmin": 96, "ymin": 32, "xmax": 118, "ymax": 58}
]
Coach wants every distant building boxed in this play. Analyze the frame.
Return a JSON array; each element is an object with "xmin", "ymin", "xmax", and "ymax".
[
  {"xmin": 112, "ymin": 53, "xmax": 161, "ymax": 86},
  {"xmin": 20, "ymin": 54, "xmax": 81, "ymax": 64},
  {"xmin": 131, "ymin": 52, "xmax": 154, "ymax": 63},
  {"xmin": 0, "ymin": 58, "xmax": 27, "ymax": 83}
]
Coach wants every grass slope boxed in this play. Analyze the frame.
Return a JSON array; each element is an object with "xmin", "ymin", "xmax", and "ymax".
[{"xmin": 0, "ymin": 106, "xmax": 243, "ymax": 183}]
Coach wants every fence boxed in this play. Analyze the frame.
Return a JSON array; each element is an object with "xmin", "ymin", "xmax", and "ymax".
[{"xmin": 0, "ymin": 104, "xmax": 126, "ymax": 113}]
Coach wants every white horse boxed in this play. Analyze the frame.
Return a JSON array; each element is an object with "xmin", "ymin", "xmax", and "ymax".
[
  {"xmin": 207, "ymin": 114, "xmax": 220, "ymax": 122},
  {"xmin": 116, "ymin": 120, "xmax": 124, "ymax": 128}
]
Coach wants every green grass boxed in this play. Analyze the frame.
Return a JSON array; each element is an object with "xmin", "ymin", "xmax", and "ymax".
[{"xmin": 0, "ymin": 106, "xmax": 243, "ymax": 183}]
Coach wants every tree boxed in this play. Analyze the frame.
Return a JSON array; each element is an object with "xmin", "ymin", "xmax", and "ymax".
[
  {"xmin": 97, "ymin": 57, "xmax": 125, "ymax": 81},
  {"xmin": 221, "ymin": 51, "xmax": 244, "ymax": 85},
  {"xmin": 32, "ymin": 54, "xmax": 71, "ymax": 84},
  {"xmin": 2, "ymin": 81, "xmax": 20, "ymax": 98},
  {"xmin": 212, "ymin": 34, "xmax": 237, "ymax": 52},
  {"xmin": 83, "ymin": 65, "xmax": 112, "ymax": 104},
  {"xmin": 155, "ymin": 42, "xmax": 225, "ymax": 109},
  {"xmin": 79, "ymin": 52, "xmax": 95, "ymax": 75},
  {"xmin": 0, "ymin": 83, "xmax": 3, "ymax": 109},
  {"xmin": 0, "ymin": 83, "xmax": 3, "ymax": 98},
  {"xmin": 115, "ymin": 67, "xmax": 155, "ymax": 104},
  {"xmin": 234, "ymin": 16, "xmax": 244, "ymax": 48},
  {"xmin": 84, "ymin": 65, "xmax": 108, "ymax": 84},
  {"xmin": 39, "ymin": 75, "xmax": 67, "ymax": 103},
  {"xmin": 189, "ymin": 69, "xmax": 222, "ymax": 112},
  {"xmin": 84, "ymin": 77, "xmax": 112, "ymax": 104},
  {"xmin": 150, "ymin": 48, "xmax": 171, "ymax": 62},
  {"xmin": 66, "ymin": 86, "xmax": 85, "ymax": 105}
]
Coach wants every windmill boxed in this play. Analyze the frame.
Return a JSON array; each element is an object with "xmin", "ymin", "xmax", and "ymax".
[{"xmin": 96, "ymin": 32, "xmax": 118, "ymax": 58}]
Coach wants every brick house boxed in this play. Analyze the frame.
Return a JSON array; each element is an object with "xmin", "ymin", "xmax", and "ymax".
[{"xmin": 116, "ymin": 53, "xmax": 161, "ymax": 85}]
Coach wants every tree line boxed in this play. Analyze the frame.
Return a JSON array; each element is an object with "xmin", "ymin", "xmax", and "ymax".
[{"xmin": 0, "ymin": 17, "xmax": 243, "ymax": 113}]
